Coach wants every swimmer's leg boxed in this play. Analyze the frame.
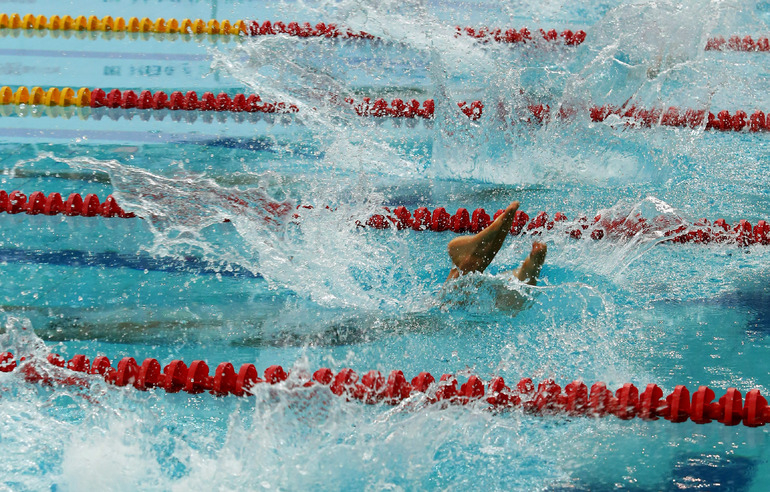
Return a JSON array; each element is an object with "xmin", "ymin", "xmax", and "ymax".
[
  {"xmin": 446, "ymin": 201, "xmax": 520, "ymax": 281},
  {"xmin": 508, "ymin": 241, "xmax": 547, "ymax": 286}
]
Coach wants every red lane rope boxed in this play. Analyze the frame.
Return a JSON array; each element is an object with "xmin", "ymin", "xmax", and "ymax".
[
  {"xmin": 454, "ymin": 26, "xmax": 586, "ymax": 46},
  {"xmin": 0, "ymin": 350, "xmax": 766, "ymax": 427},
  {"xmin": 243, "ymin": 22, "xmax": 587, "ymax": 47},
  {"xmin": 583, "ymin": 104, "xmax": 770, "ymax": 132},
  {"xmin": 11, "ymin": 85, "xmax": 770, "ymax": 129},
  {"xmin": 2, "ymin": 85, "xmax": 453, "ymax": 120},
  {"xmin": 0, "ymin": 190, "xmax": 134, "ymax": 218},
  {"xmin": 241, "ymin": 20, "xmax": 375, "ymax": 39},
  {"xmin": 86, "ymin": 88, "xmax": 470, "ymax": 120},
  {"xmin": 525, "ymin": 103, "xmax": 770, "ymax": 132},
  {"xmin": 0, "ymin": 15, "xmax": 755, "ymax": 54},
  {"xmin": 364, "ymin": 206, "xmax": 770, "ymax": 246},
  {"xmin": 8, "ymin": 85, "xmax": 770, "ymax": 128},
  {"xmin": 89, "ymin": 87, "xmax": 302, "ymax": 115},
  {"xmin": 0, "ymin": 14, "xmax": 585, "ymax": 47},
  {"xmin": 3, "ymin": 191, "xmax": 770, "ymax": 246},
  {"xmin": 705, "ymin": 35, "xmax": 770, "ymax": 52}
]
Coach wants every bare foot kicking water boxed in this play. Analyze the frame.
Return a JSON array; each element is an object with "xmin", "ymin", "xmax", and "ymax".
[
  {"xmin": 446, "ymin": 201, "xmax": 523, "ymax": 281},
  {"xmin": 444, "ymin": 202, "xmax": 548, "ymax": 309},
  {"xmin": 510, "ymin": 241, "xmax": 547, "ymax": 286}
]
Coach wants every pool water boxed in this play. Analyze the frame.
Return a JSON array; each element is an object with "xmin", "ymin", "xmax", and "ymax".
[{"xmin": 2, "ymin": 0, "xmax": 770, "ymax": 490}]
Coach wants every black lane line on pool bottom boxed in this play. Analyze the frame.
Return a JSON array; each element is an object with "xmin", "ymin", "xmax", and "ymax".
[{"xmin": 0, "ymin": 248, "xmax": 261, "ymax": 278}]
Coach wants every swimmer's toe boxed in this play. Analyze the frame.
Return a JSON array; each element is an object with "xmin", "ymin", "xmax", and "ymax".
[{"xmin": 530, "ymin": 241, "xmax": 547, "ymax": 264}]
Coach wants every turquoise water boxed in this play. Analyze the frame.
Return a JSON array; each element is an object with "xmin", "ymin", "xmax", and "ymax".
[{"xmin": 2, "ymin": 0, "xmax": 770, "ymax": 490}]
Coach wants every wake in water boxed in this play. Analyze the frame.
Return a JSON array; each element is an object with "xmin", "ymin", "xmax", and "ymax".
[
  {"xmin": 7, "ymin": 152, "xmax": 737, "ymax": 317},
  {"xmin": 11, "ymin": 153, "xmax": 443, "ymax": 312}
]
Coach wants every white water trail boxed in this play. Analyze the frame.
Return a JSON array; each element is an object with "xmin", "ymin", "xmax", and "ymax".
[{"xmin": 13, "ymin": 152, "xmax": 438, "ymax": 312}]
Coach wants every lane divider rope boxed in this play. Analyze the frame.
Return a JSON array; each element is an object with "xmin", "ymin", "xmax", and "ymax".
[
  {"xmin": 0, "ymin": 85, "xmax": 470, "ymax": 120},
  {"xmin": 454, "ymin": 26, "xmax": 584, "ymax": 45},
  {"xmin": 0, "ymin": 350, "xmax": 767, "ymax": 427},
  {"xmin": 0, "ymin": 13, "xmax": 584, "ymax": 46},
  {"xmin": 364, "ymin": 206, "xmax": 770, "ymax": 245},
  {"xmin": 582, "ymin": 103, "xmax": 770, "ymax": 132},
  {"xmin": 527, "ymin": 103, "xmax": 770, "ymax": 132},
  {"xmin": 0, "ymin": 190, "xmax": 134, "ymax": 218},
  {"xmin": 0, "ymin": 85, "xmax": 302, "ymax": 115},
  {"xmin": 6, "ymin": 85, "xmax": 770, "ymax": 129},
  {"xmin": 4, "ymin": 13, "xmax": 762, "ymax": 53},
  {"xmin": 3, "ymin": 191, "xmax": 770, "ymax": 246},
  {"xmin": 3, "ymin": 12, "xmax": 757, "ymax": 53},
  {"xmin": 705, "ymin": 35, "xmax": 770, "ymax": 51}
]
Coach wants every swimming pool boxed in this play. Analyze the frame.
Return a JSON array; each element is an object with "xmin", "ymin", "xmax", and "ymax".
[{"xmin": 2, "ymin": 0, "xmax": 770, "ymax": 489}]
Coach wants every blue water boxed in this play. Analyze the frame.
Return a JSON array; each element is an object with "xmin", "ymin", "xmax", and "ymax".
[{"xmin": 2, "ymin": 0, "xmax": 770, "ymax": 490}]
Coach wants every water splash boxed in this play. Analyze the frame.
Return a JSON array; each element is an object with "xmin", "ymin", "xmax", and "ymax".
[{"xmin": 14, "ymin": 152, "xmax": 440, "ymax": 312}]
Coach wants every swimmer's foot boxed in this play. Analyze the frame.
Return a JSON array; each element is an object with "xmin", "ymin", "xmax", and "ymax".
[
  {"xmin": 446, "ymin": 201, "xmax": 520, "ymax": 280},
  {"xmin": 513, "ymin": 241, "xmax": 547, "ymax": 285}
]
